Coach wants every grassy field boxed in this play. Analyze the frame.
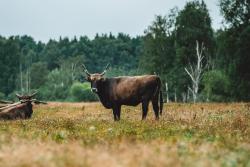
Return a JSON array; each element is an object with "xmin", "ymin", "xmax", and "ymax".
[{"xmin": 0, "ymin": 102, "xmax": 249, "ymax": 167}]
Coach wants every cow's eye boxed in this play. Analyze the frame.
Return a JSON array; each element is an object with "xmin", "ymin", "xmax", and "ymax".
[{"xmin": 85, "ymin": 76, "xmax": 89, "ymax": 81}]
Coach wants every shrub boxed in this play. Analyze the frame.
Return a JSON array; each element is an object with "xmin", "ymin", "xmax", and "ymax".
[
  {"xmin": 70, "ymin": 82, "xmax": 97, "ymax": 102},
  {"xmin": 202, "ymin": 70, "xmax": 231, "ymax": 101},
  {"xmin": 0, "ymin": 92, "xmax": 5, "ymax": 99},
  {"xmin": 38, "ymin": 69, "xmax": 72, "ymax": 101}
]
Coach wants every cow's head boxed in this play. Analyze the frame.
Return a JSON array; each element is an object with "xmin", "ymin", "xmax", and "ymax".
[
  {"xmin": 82, "ymin": 64, "xmax": 110, "ymax": 93},
  {"xmin": 15, "ymin": 91, "xmax": 37, "ymax": 103}
]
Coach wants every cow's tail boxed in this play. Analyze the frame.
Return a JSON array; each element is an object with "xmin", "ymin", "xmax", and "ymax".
[
  {"xmin": 159, "ymin": 85, "xmax": 163, "ymax": 115},
  {"xmin": 155, "ymin": 75, "xmax": 163, "ymax": 115}
]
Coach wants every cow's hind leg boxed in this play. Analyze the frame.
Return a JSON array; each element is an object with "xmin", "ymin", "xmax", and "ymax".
[
  {"xmin": 116, "ymin": 105, "xmax": 121, "ymax": 121},
  {"xmin": 142, "ymin": 100, "xmax": 149, "ymax": 120},
  {"xmin": 152, "ymin": 100, "xmax": 159, "ymax": 120}
]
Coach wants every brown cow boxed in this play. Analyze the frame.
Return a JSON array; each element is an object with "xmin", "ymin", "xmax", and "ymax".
[
  {"xmin": 82, "ymin": 64, "xmax": 163, "ymax": 121},
  {"xmin": 0, "ymin": 92, "xmax": 45, "ymax": 120}
]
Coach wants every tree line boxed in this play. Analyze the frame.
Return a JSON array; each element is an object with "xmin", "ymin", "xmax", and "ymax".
[{"xmin": 0, "ymin": 0, "xmax": 249, "ymax": 102}]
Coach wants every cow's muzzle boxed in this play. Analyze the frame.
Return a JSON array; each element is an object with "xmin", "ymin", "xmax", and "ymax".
[{"xmin": 91, "ymin": 88, "xmax": 98, "ymax": 93}]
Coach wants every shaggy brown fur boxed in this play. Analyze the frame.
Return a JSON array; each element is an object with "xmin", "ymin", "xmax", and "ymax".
[
  {"xmin": 0, "ymin": 102, "xmax": 33, "ymax": 120},
  {"xmin": 84, "ymin": 71, "xmax": 163, "ymax": 121},
  {"xmin": 0, "ymin": 92, "xmax": 39, "ymax": 120}
]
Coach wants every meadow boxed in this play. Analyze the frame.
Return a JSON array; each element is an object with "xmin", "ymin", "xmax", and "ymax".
[{"xmin": 0, "ymin": 102, "xmax": 249, "ymax": 167}]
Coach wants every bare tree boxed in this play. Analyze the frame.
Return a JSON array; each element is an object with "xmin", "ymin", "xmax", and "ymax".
[
  {"xmin": 165, "ymin": 82, "xmax": 169, "ymax": 103},
  {"xmin": 19, "ymin": 63, "xmax": 23, "ymax": 93},
  {"xmin": 71, "ymin": 62, "xmax": 77, "ymax": 82},
  {"xmin": 26, "ymin": 68, "xmax": 31, "ymax": 94},
  {"xmin": 174, "ymin": 88, "xmax": 177, "ymax": 102},
  {"xmin": 181, "ymin": 92, "xmax": 187, "ymax": 102},
  {"xmin": 187, "ymin": 88, "xmax": 190, "ymax": 102},
  {"xmin": 185, "ymin": 41, "xmax": 206, "ymax": 103}
]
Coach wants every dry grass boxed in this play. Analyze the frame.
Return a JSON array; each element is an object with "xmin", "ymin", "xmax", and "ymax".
[{"xmin": 0, "ymin": 102, "xmax": 249, "ymax": 167}]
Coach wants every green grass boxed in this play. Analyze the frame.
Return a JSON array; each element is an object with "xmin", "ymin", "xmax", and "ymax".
[{"xmin": 0, "ymin": 102, "xmax": 249, "ymax": 167}]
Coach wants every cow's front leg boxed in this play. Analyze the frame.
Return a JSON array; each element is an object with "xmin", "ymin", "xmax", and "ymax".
[
  {"xmin": 112, "ymin": 105, "xmax": 121, "ymax": 121},
  {"xmin": 112, "ymin": 109, "xmax": 118, "ymax": 121}
]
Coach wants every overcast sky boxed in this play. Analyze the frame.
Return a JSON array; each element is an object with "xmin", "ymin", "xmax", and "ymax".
[{"xmin": 0, "ymin": 0, "xmax": 222, "ymax": 42}]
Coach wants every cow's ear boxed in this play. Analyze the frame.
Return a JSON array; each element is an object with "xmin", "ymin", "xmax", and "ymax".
[
  {"xmin": 100, "ymin": 77, "xmax": 106, "ymax": 82},
  {"xmin": 86, "ymin": 76, "xmax": 91, "ymax": 81}
]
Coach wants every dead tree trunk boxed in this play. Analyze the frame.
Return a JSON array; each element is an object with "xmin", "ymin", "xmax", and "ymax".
[
  {"xmin": 187, "ymin": 88, "xmax": 190, "ymax": 102},
  {"xmin": 185, "ymin": 41, "xmax": 206, "ymax": 103},
  {"xmin": 20, "ymin": 63, "xmax": 23, "ymax": 93},
  {"xmin": 165, "ymin": 82, "xmax": 169, "ymax": 103},
  {"xmin": 182, "ymin": 92, "xmax": 187, "ymax": 102},
  {"xmin": 71, "ymin": 62, "xmax": 77, "ymax": 82},
  {"xmin": 174, "ymin": 88, "xmax": 177, "ymax": 102},
  {"xmin": 26, "ymin": 68, "xmax": 30, "ymax": 93}
]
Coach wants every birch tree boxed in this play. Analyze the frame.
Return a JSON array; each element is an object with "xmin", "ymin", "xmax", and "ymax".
[
  {"xmin": 185, "ymin": 41, "xmax": 206, "ymax": 103},
  {"xmin": 165, "ymin": 82, "xmax": 169, "ymax": 103}
]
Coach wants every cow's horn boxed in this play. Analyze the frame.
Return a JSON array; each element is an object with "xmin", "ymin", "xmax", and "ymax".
[
  {"xmin": 15, "ymin": 93, "xmax": 22, "ymax": 98},
  {"xmin": 101, "ymin": 63, "xmax": 110, "ymax": 76},
  {"xmin": 30, "ymin": 91, "xmax": 38, "ymax": 98},
  {"xmin": 32, "ymin": 99, "xmax": 47, "ymax": 104},
  {"xmin": 82, "ymin": 64, "xmax": 91, "ymax": 76}
]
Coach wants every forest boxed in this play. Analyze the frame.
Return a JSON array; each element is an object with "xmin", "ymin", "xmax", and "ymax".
[{"xmin": 0, "ymin": 0, "xmax": 249, "ymax": 102}]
